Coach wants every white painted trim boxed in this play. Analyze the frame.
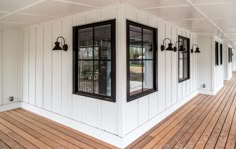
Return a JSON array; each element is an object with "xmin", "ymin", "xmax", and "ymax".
[
  {"xmin": 121, "ymin": 91, "xmax": 198, "ymax": 148},
  {"xmin": 21, "ymin": 102, "xmax": 123, "ymax": 148},
  {"xmin": 0, "ymin": 102, "xmax": 21, "ymax": 112}
]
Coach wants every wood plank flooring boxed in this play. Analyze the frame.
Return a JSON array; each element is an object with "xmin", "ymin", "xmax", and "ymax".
[
  {"xmin": 0, "ymin": 108, "xmax": 118, "ymax": 149},
  {"xmin": 1, "ymin": 76, "xmax": 236, "ymax": 149},
  {"xmin": 127, "ymin": 75, "xmax": 236, "ymax": 149}
]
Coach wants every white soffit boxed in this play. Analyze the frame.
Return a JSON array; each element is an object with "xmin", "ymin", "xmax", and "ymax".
[{"xmin": 0, "ymin": 0, "xmax": 235, "ymax": 44}]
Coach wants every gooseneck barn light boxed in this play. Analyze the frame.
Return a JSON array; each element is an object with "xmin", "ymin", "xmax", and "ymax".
[
  {"xmin": 191, "ymin": 44, "xmax": 200, "ymax": 53},
  {"xmin": 173, "ymin": 41, "xmax": 185, "ymax": 52},
  {"xmin": 52, "ymin": 36, "xmax": 68, "ymax": 51},
  {"xmin": 161, "ymin": 38, "xmax": 175, "ymax": 52}
]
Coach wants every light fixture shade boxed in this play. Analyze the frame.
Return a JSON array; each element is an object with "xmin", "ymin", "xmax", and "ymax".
[
  {"xmin": 161, "ymin": 45, "xmax": 165, "ymax": 51},
  {"xmin": 166, "ymin": 43, "xmax": 173, "ymax": 51},
  {"xmin": 195, "ymin": 47, "xmax": 200, "ymax": 53},
  {"xmin": 52, "ymin": 41, "xmax": 62, "ymax": 50}
]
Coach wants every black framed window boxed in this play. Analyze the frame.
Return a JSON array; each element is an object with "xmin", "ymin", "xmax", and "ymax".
[
  {"xmin": 220, "ymin": 43, "xmax": 223, "ymax": 65},
  {"xmin": 127, "ymin": 20, "xmax": 157, "ymax": 101},
  {"xmin": 73, "ymin": 20, "xmax": 116, "ymax": 102},
  {"xmin": 215, "ymin": 42, "xmax": 219, "ymax": 66},
  {"xmin": 228, "ymin": 47, "xmax": 232, "ymax": 63},
  {"xmin": 178, "ymin": 36, "xmax": 190, "ymax": 82}
]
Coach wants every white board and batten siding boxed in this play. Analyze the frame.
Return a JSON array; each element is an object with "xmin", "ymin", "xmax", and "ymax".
[
  {"xmin": 123, "ymin": 5, "xmax": 198, "ymax": 137},
  {"xmin": 22, "ymin": 4, "xmax": 199, "ymax": 148},
  {"xmin": 22, "ymin": 6, "xmax": 120, "ymax": 136}
]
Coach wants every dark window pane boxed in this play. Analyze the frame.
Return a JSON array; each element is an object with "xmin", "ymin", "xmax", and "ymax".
[
  {"xmin": 129, "ymin": 26, "xmax": 142, "ymax": 60},
  {"xmin": 129, "ymin": 61, "xmax": 143, "ymax": 96},
  {"xmin": 184, "ymin": 59, "xmax": 188, "ymax": 78},
  {"xmin": 94, "ymin": 25, "xmax": 111, "ymax": 59},
  {"xmin": 143, "ymin": 29, "xmax": 153, "ymax": 59},
  {"xmin": 78, "ymin": 28, "xmax": 93, "ymax": 59},
  {"xmin": 93, "ymin": 61, "xmax": 111, "ymax": 96},
  {"xmin": 78, "ymin": 61, "xmax": 93, "ymax": 93}
]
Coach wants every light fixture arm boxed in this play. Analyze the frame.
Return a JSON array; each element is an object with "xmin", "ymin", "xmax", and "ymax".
[
  {"xmin": 162, "ymin": 38, "xmax": 172, "ymax": 45},
  {"xmin": 56, "ymin": 36, "xmax": 66, "ymax": 45},
  {"xmin": 175, "ymin": 40, "xmax": 183, "ymax": 47},
  {"xmin": 192, "ymin": 44, "xmax": 198, "ymax": 49}
]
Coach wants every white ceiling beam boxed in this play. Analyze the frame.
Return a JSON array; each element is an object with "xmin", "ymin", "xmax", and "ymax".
[
  {"xmin": 0, "ymin": 0, "xmax": 47, "ymax": 20},
  {"xmin": 53, "ymin": 0, "xmax": 97, "ymax": 8},
  {"xmin": 184, "ymin": 0, "xmax": 235, "ymax": 44}
]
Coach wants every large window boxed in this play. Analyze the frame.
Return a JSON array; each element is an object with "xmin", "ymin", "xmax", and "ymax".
[
  {"xmin": 73, "ymin": 20, "xmax": 116, "ymax": 102},
  {"xmin": 220, "ymin": 43, "xmax": 223, "ymax": 65},
  {"xmin": 215, "ymin": 42, "xmax": 219, "ymax": 66},
  {"xmin": 228, "ymin": 47, "xmax": 233, "ymax": 63},
  {"xmin": 178, "ymin": 36, "xmax": 190, "ymax": 82},
  {"xmin": 127, "ymin": 20, "xmax": 157, "ymax": 101}
]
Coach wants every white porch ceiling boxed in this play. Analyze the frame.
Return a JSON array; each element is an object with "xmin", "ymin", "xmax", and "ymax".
[{"xmin": 0, "ymin": 0, "xmax": 235, "ymax": 45}]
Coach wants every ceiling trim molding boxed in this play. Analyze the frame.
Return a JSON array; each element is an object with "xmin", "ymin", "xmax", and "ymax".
[
  {"xmin": 53, "ymin": 0, "xmax": 97, "ymax": 8},
  {"xmin": 0, "ymin": 0, "xmax": 47, "ymax": 20}
]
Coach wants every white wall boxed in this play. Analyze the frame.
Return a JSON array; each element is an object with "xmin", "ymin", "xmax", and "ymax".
[
  {"xmin": 233, "ymin": 48, "xmax": 236, "ymax": 71},
  {"xmin": 22, "ymin": 5, "xmax": 121, "ymax": 136},
  {"xmin": 22, "ymin": 4, "xmax": 199, "ymax": 148},
  {"xmin": 197, "ymin": 36, "xmax": 213, "ymax": 93},
  {"xmin": 0, "ymin": 27, "xmax": 22, "ymax": 106},
  {"xmin": 197, "ymin": 35, "xmax": 225, "ymax": 95},
  {"xmin": 121, "ymin": 5, "xmax": 198, "ymax": 144}
]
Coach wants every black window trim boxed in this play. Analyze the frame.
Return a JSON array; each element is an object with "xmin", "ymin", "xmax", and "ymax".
[
  {"xmin": 178, "ymin": 35, "xmax": 190, "ymax": 83},
  {"xmin": 126, "ymin": 20, "xmax": 158, "ymax": 102},
  {"xmin": 215, "ymin": 41, "xmax": 219, "ymax": 66},
  {"xmin": 228, "ymin": 47, "xmax": 233, "ymax": 63},
  {"xmin": 220, "ymin": 43, "xmax": 223, "ymax": 65},
  {"xmin": 72, "ymin": 19, "xmax": 116, "ymax": 102}
]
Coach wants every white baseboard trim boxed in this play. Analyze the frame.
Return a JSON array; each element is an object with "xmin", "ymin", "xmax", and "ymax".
[
  {"xmin": 0, "ymin": 102, "xmax": 21, "ymax": 112},
  {"xmin": 21, "ymin": 102, "xmax": 123, "ymax": 148},
  {"xmin": 121, "ymin": 91, "xmax": 198, "ymax": 148}
]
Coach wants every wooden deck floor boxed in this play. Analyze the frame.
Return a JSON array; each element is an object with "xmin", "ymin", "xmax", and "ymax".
[
  {"xmin": 0, "ymin": 108, "xmax": 117, "ymax": 149},
  {"xmin": 127, "ymin": 76, "xmax": 236, "ymax": 149}
]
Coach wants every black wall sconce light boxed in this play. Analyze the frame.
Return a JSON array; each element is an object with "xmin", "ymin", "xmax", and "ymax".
[
  {"xmin": 52, "ymin": 36, "xmax": 68, "ymax": 51},
  {"xmin": 161, "ymin": 38, "xmax": 175, "ymax": 52},
  {"xmin": 191, "ymin": 44, "xmax": 200, "ymax": 53},
  {"xmin": 173, "ymin": 41, "xmax": 185, "ymax": 52}
]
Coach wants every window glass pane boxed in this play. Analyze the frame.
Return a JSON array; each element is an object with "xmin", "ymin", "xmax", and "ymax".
[
  {"xmin": 179, "ymin": 59, "xmax": 183, "ymax": 80},
  {"xmin": 143, "ymin": 60, "xmax": 153, "ymax": 90},
  {"xmin": 129, "ymin": 26, "xmax": 142, "ymax": 60},
  {"xmin": 94, "ymin": 25, "xmax": 111, "ymax": 59},
  {"xmin": 130, "ymin": 61, "xmax": 143, "ymax": 96},
  {"xmin": 94, "ymin": 61, "xmax": 111, "ymax": 96},
  {"xmin": 184, "ymin": 59, "xmax": 188, "ymax": 78},
  {"xmin": 143, "ymin": 29, "xmax": 153, "ymax": 59},
  {"xmin": 78, "ymin": 28, "xmax": 93, "ymax": 59},
  {"xmin": 78, "ymin": 61, "xmax": 93, "ymax": 93}
]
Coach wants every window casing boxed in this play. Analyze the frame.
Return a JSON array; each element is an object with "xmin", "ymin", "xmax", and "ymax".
[
  {"xmin": 127, "ymin": 20, "xmax": 157, "ymax": 101},
  {"xmin": 215, "ymin": 42, "xmax": 219, "ymax": 66},
  {"xmin": 178, "ymin": 36, "xmax": 190, "ymax": 82},
  {"xmin": 220, "ymin": 44, "xmax": 223, "ymax": 65},
  {"xmin": 73, "ymin": 20, "xmax": 116, "ymax": 102}
]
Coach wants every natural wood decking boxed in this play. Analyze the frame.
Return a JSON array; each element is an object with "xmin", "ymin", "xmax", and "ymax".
[
  {"xmin": 127, "ymin": 76, "xmax": 236, "ymax": 149},
  {"xmin": 0, "ymin": 108, "xmax": 117, "ymax": 149},
  {"xmin": 1, "ymin": 78, "xmax": 236, "ymax": 149}
]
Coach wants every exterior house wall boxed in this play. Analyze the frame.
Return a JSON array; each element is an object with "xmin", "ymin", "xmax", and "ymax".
[{"xmin": 21, "ymin": 4, "xmax": 199, "ymax": 148}]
